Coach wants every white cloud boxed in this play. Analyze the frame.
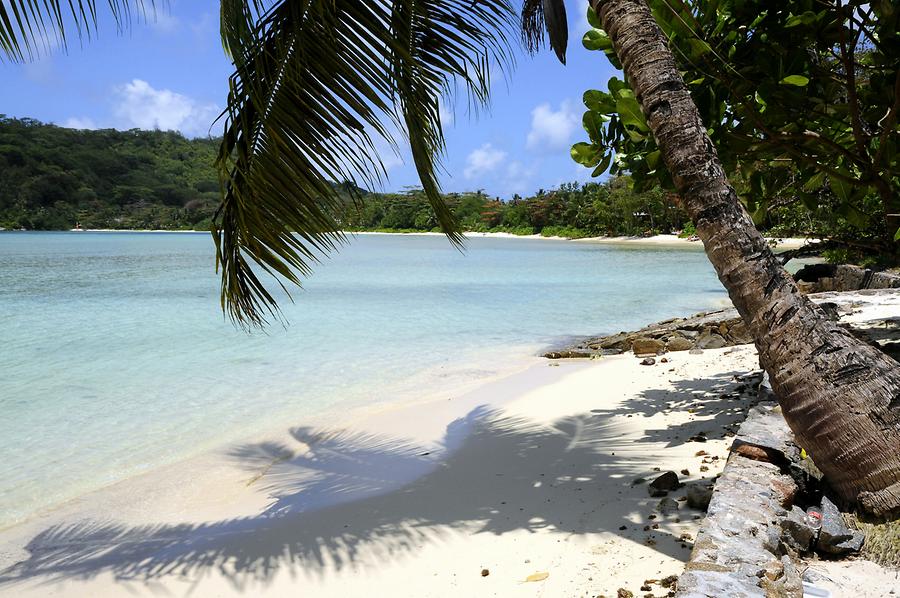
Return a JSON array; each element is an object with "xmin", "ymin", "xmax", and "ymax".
[
  {"xmin": 526, "ymin": 100, "xmax": 579, "ymax": 152},
  {"xmin": 464, "ymin": 143, "xmax": 507, "ymax": 179},
  {"xmin": 439, "ymin": 100, "xmax": 454, "ymax": 127},
  {"xmin": 114, "ymin": 79, "xmax": 218, "ymax": 136},
  {"xmin": 150, "ymin": 11, "xmax": 181, "ymax": 34},
  {"xmin": 62, "ymin": 117, "xmax": 98, "ymax": 130}
]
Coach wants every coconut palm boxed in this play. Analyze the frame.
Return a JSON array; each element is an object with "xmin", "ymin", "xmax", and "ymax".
[{"xmin": 2, "ymin": 0, "xmax": 899, "ymax": 514}]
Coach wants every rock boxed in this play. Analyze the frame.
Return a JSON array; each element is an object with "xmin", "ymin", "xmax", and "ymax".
[
  {"xmin": 481, "ymin": 568, "xmax": 490, "ymax": 577},
  {"xmin": 831, "ymin": 530, "xmax": 865, "ymax": 553},
  {"xmin": 657, "ymin": 497, "xmax": 680, "ymax": 515},
  {"xmin": 689, "ymin": 347, "xmax": 703, "ymax": 355},
  {"xmin": 648, "ymin": 471, "xmax": 680, "ymax": 497},
  {"xmin": 686, "ymin": 483, "xmax": 714, "ymax": 510},
  {"xmin": 761, "ymin": 555, "xmax": 804, "ymax": 597},
  {"xmin": 681, "ymin": 468, "xmax": 690, "ymax": 476},
  {"xmin": 640, "ymin": 357, "xmax": 656, "ymax": 366},
  {"xmin": 696, "ymin": 332, "xmax": 727, "ymax": 349},
  {"xmin": 734, "ymin": 443, "xmax": 774, "ymax": 462},
  {"xmin": 632, "ymin": 337, "xmax": 666, "ymax": 356},
  {"xmin": 770, "ymin": 478, "xmax": 798, "ymax": 508},
  {"xmin": 666, "ymin": 336, "xmax": 694, "ymax": 352},
  {"xmin": 817, "ymin": 496, "xmax": 855, "ymax": 555},
  {"xmin": 726, "ymin": 320, "xmax": 753, "ymax": 344},
  {"xmin": 543, "ymin": 350, "xmax": 592, "ymax": 359},
  {"xmin": 781, "ymin": 506, "xmax": 816, "ymax": 553},
  {"xmin": 617, "ymin": 589, "xmax": 634, "ymax": 598}
]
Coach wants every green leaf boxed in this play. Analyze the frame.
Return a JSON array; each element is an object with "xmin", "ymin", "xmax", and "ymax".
[
  {"xmin": 615, "ymin": 96, "xmax": 649, "ymax": 133},
  {"xmin": 587, "ymin": 5, "xmax": 603, "ymax": 29},
  {"xmin": 583, "ymin": 89, "xmax": 616, "ymax": 113},
  {"xmin": 591, "ymin": 153, "xmax": 612, "ymax": 177},
  {"xmin": 780, "ymin": 75, "xmax": 810, "ymax": 87},
  {"xmin": 607, "ymin": 77, "xmax": 626, "ymax": 97},
  {"xmin": 801, "ymin": 170, "xmax": 826, "ymax": 192},
  {"xmin": 646, "ymin": 149, "xmax": 662, "ymax": 170},
  {"xmin": 831, "ymin": 175, "xmax": 853, "ymax": 202},
  {"xmin": 582, "ymin": 29, "xmax": 612, "ymax": 52},
  {"xmin": 835, "ymin": 203, "xmax": 869, "ymax": 229},
  {"xmin": 582, "ymin": 111, "xmax": 607, "ymax": 144},
  {"xmin": 571, "ymin": 142, "xmax": 602, "ymax": 167},
  {"xmin": 687, "ymin": 39, "xmax": 712, "ymax": 59},
  {"xmin": 894, "ymin": 227, "xmax": 900, "ymax": 242}
]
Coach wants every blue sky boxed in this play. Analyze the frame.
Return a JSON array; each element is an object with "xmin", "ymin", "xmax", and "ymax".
[{"xmin": 0, "ymin": 1, "xmax": 618, "ymax": 199}]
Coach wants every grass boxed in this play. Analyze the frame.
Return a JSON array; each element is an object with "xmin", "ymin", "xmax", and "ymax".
[{"xmin": 846, "ymin": 513, "xmax": 900, "ymax": 568}]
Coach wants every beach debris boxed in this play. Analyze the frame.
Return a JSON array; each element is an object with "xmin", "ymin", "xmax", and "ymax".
[
  {"xmin": 687, "ymin": 433, "xmax": 707, "ymax": 443},
  {"xmin": 648, "ymin": 471, "xmax": 680, "ymax": 496},
  {"xmin": 680, "ymin": 468, "xmax": 690, "ymax": 476},
  {"xmin": 695, "ymin": 450, "xmax": 709, "ymax": 456},
  {"xmin": 640, "ymin": 357, "xmax": 656, "ymax": 366},
  {"xmin": 617, "ymin": 589, "xmax": 634, "ymax": 598},
  {"xmin": 686, "ymin": 483, "xmax": 714, "ymax": 510},
  {"xmin": 781, "ymin": 506, "xmax": 816, "ymax": 553},
  {"xmin": 481, "ymin": 568, "xmax": 490, "ymax": 577},
  {"xmin": 524, "ymin": 571, "xmax": 549, "ymax": 582}
]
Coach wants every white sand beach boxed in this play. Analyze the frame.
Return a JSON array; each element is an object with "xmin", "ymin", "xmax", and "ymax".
[{"xmin": 0, "ymin": 345, "xmax": 763, "ymax": 597}]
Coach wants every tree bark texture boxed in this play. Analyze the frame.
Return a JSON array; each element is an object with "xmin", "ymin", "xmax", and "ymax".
[{"xmin": 592, "ymin": 0, "xmax": 900, "ymax": 515}]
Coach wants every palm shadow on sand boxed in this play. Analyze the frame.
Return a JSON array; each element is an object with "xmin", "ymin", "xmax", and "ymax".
[{"xmin": 0, "ymin": 370, "xmax": 758, "ymax": 592}]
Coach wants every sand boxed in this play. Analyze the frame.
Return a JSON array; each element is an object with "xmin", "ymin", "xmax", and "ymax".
[{"xmin": 0, "ymin": 344, "xmax": 768, "ymax": 597}]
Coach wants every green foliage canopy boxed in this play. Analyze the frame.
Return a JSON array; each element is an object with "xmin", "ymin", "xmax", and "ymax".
[{"xmin": 574, "ymin": 0, "xmax": 900, "ymax": 255}]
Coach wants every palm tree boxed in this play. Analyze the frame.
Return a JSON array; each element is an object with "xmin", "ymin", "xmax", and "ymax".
[{"xmin": 2, "ymin": 0, "xmax": 899, "ymax": 514}]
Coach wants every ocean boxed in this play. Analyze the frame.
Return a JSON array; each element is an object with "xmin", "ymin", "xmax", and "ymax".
[{"xmin": 0, "ymin": 231, "xmax": 727, "ymax": 528}]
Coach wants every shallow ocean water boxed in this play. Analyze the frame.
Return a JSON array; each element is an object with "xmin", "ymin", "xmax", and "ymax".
[{"xmin": 0, "ymin": 231, "xmax": 727, "ymax": 527}]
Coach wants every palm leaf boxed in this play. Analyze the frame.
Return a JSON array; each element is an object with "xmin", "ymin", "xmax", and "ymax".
[
  {"xmin": 521, "ymin": 0, "xmax": 568, "ymax": 64},
  {"xmin": 0, "ymin": 1, "xmax": 153, "ymax": 62},
  {"xmin": 214, "ymin": 0, "xmax": 520, "ymax": 327}
]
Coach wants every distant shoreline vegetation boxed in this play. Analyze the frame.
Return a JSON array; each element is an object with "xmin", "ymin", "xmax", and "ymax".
[{"xmin": 0, "ymin": 115, "xmax": 835, "ymax": 241}]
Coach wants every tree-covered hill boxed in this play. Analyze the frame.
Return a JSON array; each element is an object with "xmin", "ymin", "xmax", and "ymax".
[
  {"xmin": 0, "ymin": 115, "xmax": 693, "ymax": 236},
  {"xmin": 0, "ymin": 115, "xmax": 222, "ymax": 230},
  {"xmin": 0, "ymin": 115, "xmax": 871, "ymax": 250}
]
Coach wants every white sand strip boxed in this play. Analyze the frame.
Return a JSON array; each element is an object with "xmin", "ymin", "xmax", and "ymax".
[{"xmin": 0, "ymin": 345, "xmax": 762, "ymax": 597}]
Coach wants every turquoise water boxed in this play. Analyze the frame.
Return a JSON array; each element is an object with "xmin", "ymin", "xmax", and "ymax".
[{"xmin": 0, "ymin": 232, "xmax": 727, "ymax": 527}]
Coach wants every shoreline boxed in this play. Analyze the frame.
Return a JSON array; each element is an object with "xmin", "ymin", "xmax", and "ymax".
[
  {"xmin": 0, "ymin": 343, "xmax": 764, "ymax": 597},
  {"xmin": 4, "ymin": 228, "xmax": 817, "ymax": 250}
]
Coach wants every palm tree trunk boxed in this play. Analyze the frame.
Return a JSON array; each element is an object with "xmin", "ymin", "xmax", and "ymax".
[{"xmin": 591, "ymin": 0, "xmax": 900, "ymax": 515}]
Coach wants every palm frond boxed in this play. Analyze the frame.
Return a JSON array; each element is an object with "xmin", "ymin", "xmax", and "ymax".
[
  {"xmin": 0, "ymin": 1, "xmax": 153, "ymax": 62},
  {"xmin": 521, "ymin": 0, "xmax": 568, "ymax": 64},
  {"xmin": 214, "ymin": 0, "xmax": 519, "ymax": 328}
]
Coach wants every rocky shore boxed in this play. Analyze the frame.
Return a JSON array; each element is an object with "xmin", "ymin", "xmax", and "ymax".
[{"xmin": 544, "ymin": 288, "xmax": 900, "ymax": 362}]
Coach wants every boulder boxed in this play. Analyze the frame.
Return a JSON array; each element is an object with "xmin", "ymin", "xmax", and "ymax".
[
  {"xmin": 648, "ymin": 471, "xmax": 680, "ymax": 497},
  {"xmin": 727, "ymin": 320, "xmax": 753, "ymax": 344},
  {"xmin": 632, "ymin": 337, "xmax": 666, "ymax": 356},
  {"xmin": 696, "ymin": 332, "xmax": 727, "ymax": 349},
  {"xmin": 666, "ymin": 336, "xmax": 694, "ymax": 352}
]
